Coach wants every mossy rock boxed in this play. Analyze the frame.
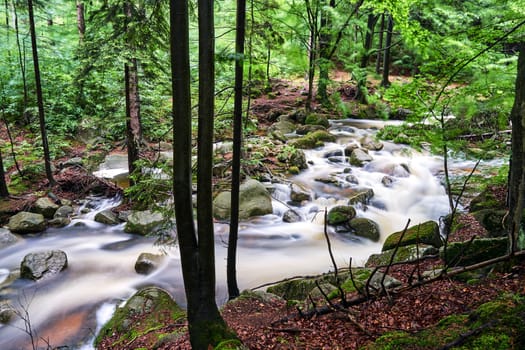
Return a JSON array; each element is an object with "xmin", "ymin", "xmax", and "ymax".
[
  {"xmin": 469, "ymin": 187, "xmax": 506, "ymax": 212},
  {"xmin": 382, "ymin": 221, "xmax": 441, "ymax": 251},
  {"xmin": 349, "ymin": 217, "xmax": 380, "ymax": 242},
  {"xmin": 327, "ymin": 205, "xmax": 356, "ymax": 225},
  {"xmin": 471, "ymin": 209, "xmax": 507, "ymax": 237},
  {"xmin": 440, "ymin": 237, "xmax": 508, "ymax": 267},
  {"xmin": 95, "ymin": 287, "xmax": 186, "ymax": 348},
  {"xmin": 267, "ymin": 279, "xmax": 319, "ymax": 301},
  {"xmin": 363, "ymin": 294, "xmax": 525, "ymax": 350},
  {"xmin": 304, "ymin": 113, "xmax": 330, "ymax": 128},
  {"xmin": 289, "ymin": 130, "xmax": 336, "ymax": 149},
  {"xmin": 366, "ymin": 244, "xmax": 439, "ymax": 267}
]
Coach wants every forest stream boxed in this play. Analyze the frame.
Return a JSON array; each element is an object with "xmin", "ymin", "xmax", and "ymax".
[{"xmin": 0, "ymin": 119, "xmax": 493, "ymax": 350}]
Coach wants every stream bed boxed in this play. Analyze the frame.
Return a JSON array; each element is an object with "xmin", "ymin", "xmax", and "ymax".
[{"xmin": 0, "ymin": 119, "xmax": 490, "ymax": 349}]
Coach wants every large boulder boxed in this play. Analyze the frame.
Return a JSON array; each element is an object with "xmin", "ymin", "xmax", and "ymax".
[
  {"xmin": 95, "ymin": 287, "xmax": 185, "ymax": 349},
  {"xmin": 348, "ymin": 218, "xmax": 380, "ymax": 242},
  {"xmin": 135, "ymin": 253, "xmax": 165, "ymax": 275},
  {"xmin": 366, "ymin": 244, "xmax": 439, "ymax": 267},
  {"xmin": 8, "ymin": 212, "xmax": 46, "ymax": 234},
  {"xmin": 213, "ymin": 179, "xmax": 273, "ymax": 220},
  {"xmin": 95, "ymin": 209, "xmax": 120, "ymax": 225},
  {"xmin": 20, "ymin": 250, "xmax": 68, "ymax": 280},
  {"xmin": 440, "ymin": 237, "xmax": 508, "ymax": 267},
  {"xmin": 327, "ymin": 205, "xmax": 356, "ymax": 225},
  {"xmin": 382, "ymin": 220, "xmax": 441, "ymax": 251},
  {"xmin": 124, "ymin": 210, "xmax": 164, "ymax": 235},
  {"xmin": 268, "ymin": 119, "xmax": 296, "ymax": 141},
  {"xmin": 33, "ymin": 197, "xmax": 59, "ymax": 219}
]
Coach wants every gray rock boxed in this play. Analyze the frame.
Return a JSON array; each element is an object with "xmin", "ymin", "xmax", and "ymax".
[
  {"xmin": 0, "ymin": 301, "xmax": 15, "ymax": 324},
  {"xmin": 48, "ymin": 217, "xmax": 71, "ymax": 228},
  {"xmin": 213, "ymin": 179, "xmax": 273, "ymax": 220},
  {"xmin": 348, "ymin": 188, "xmax": 374, "ymax": 206},
  {"xmin": 54, "ymin": 205, "xmax": 74, "ymax": 218},
  {"xmin": 61, "ymin": 157, "xmax": 84, "ymax": 168},
  {"xmin": 124, "ymin": 210, "xmax": 164, "ymax": 235},
  {"xmin": 95, "ymin": 209, "xmax": 120, "ymax": 225},
  {"xmin": 350, "ymin": 148, "xmax": 373, "ymax": 166},
  {"xmin": 360, "ymin": 136, "xmax": 384, "ymax": 151},
  {"xmin": 20, "ymin": 250, "xmax": 68, "ymax": 280},
  {"xmin": 283, "ymin": 209, "xmax": 301, "ymax": 223},
  {"xmin": 135, "ymin": 253, "xmax": 165, "ymax": 275},
  {"xmin": 349, "ymin": 218, "xmax": 380, "ymax": 242},
  {"xmin": 290, "ymin": 182, "xmax": 311, "ymax": 203},
  {"xmin": 8, "ymin": 212, "xmax": 46, "ymax": 234},
  {"xmin": 33, "ymin": 197, "xmax": 59, "ymax": 219},
  {"xmin": 381, "ymin": 176, "xmax": 394, "ymax": 187},
  {"xmin": 268, "ymin": 119, "xmax": 296, "ymax": 140},
  {"xmin": 0, "ymin": 228, "xmax": 19, "ymax": 248}
]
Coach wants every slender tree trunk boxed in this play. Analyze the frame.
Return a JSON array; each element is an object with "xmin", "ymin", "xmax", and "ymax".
[
  {"xmin": 124, "ymin": 2, "xmax": 142, "ymax": 185},
  {"xmin": 245, "ymin": 0, "xmax": 255, "ymax": 122},
  {"xmin": 14, "ymin": 4, "xmax": 29, "ymax": 125},
  {"xmin": 375, "ymin": 13, "xmax": 385, "ymax": 74},
  {"xmin": 27, "ymin": 0, "xmax": 55, "ymax": 186},
  {"xmin": 228, "ymin": 0, "xmax": 246, "ymax": 301},
  {"xmin": 170, "ymin": 0, "xmax": 235, "ymax": 347},
  {"xmin": 0, "ymin": 149, "xmax": 9, "ymax": 198},
  {"xmin": 76, "ymin": 1, "xmax": 85, "ymax": 42},
  {"xmin": 508, "ymin": 43, "xmax": 525, "ymax": 253},
  {"xmin": 381, "ymin": 14, "xmax": 393, "ymax": 88}
]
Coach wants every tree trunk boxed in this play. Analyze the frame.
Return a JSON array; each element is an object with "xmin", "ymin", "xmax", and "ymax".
[
  {"xmin": 170, "ymin": 0, "xmax": 235, "ymax": 347},
  {"xmin": 375, "ymin": 13, "xmax": 385, "ymax": 74},
  {"xmin": 228, "ymin": 0, "xmax": 246, "ymax": 301},
  {"xmin": 508, "ymin": 43, "xmax": 525, "ymax": 253},
  {"xmin": 14, "ymin": 4, "xmax": 29, "ymax": 125},
  {"xmin": 27, "ymin": 0, "xmax": 55, "ymax": 186},
  {"xmin": 360, "ymin": 13, "xmax": 377, "ymax": 69},
  {"xmin": 76, "ymin": 1, "xmax": 85, "ymax": 42},
  {"xmin": 306, "ymin": 26, "xmax": 317, "ymax": 112},
  {"xmin": 0, "ymin": 149, "xmax": 9, "ymax": 198},
  {"xmin": 317, "ymin": 0, "xmax": 333, "ymax": 105},
  {"xmin": 380, "ymin": 14, "xmax": 393, "ymax": 88},
  {"xmin": 125, "ymin": 58, "xmax": 142, "ymax": 183},
  {"xmin": 124, "ymin": 2, "xmax": 142, "ymax": 185}
]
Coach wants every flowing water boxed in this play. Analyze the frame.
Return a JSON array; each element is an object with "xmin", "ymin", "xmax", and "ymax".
[{"xmin": 0, "ymin": 119, "xmax": 483, "ymax": 349}]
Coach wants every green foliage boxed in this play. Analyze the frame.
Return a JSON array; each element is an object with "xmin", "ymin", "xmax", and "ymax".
[{"xmin": 124, "ymin": 159, "xmax": 172, "ymax": 211}]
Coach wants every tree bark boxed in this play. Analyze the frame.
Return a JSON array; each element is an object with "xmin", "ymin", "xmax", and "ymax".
[
  {"xmin": 360, "ymin": 13, "xmax": 377, "ymax": 69},
  {"xmin": 380, "ymin": 14, "xmax": 393, "ymax": 88},
  {"xmin": 508, "ymin": 43, "xmax": 525, "ymax": 252},
  {"xmin": 76, "ymin": 1, "xmax": 85, "ymax": 42},
  {"xmin": 375, "ymin": 13, "xmax": 385, "ymax": 74},
  {"xmin": 27, "ymin": 0, "xmax": 55, "ymax": 186},
  {"xmin": 170, "ymin": 0, "xmax": 234, "ymax": 347},
  {"xmin": 124, "ymin": 2, "xmax": 142, "ymax": 185},
  {"xmin": 228, "ymin": 0, "xmax": 247, "ymax": 301},
  {"xmin": 0, "ymin": 149, "xmax": 9, "ymax": 198}
]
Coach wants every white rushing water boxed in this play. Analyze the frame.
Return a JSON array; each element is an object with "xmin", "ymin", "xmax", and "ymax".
[{"xmin": 0, "ymin": 119, "xmax": 475, "ymax": 349}]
